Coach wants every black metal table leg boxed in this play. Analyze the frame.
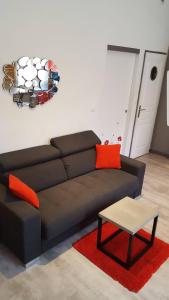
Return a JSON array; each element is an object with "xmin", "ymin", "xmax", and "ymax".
[
  {"xmin": 96, "ymin": 214, "xmax": 159, "ymax": 270},
  {"xmin": 97, "ymin": 217, "xmax": 102, "ymax": 248},
  {"xmin": 150, "ymin": 216, "xmax": 158, "ymax": 246},
  {"xmin": 126, "ymin": 234, "xmax": 134, "ymax": 269}
]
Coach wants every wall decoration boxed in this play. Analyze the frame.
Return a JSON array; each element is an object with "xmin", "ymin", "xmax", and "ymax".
[
  {"xmin": 104, "ymin": 136, "xmax": 122, "ymax": 145},
  {"xmin": 2, "ymin": 57, "xmax": 60, "ymax": 108}
]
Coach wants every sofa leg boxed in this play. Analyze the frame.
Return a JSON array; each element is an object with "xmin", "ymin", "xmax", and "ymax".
[
  {"xmin": 24, "ymin": 256, "xmax": 40, "ymax": 269},
  {"xmin": 135, "ymin": 195, "xmax": 143, "ymax": 200}
]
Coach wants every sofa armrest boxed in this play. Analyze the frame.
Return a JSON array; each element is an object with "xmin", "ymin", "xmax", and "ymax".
[
  {"xmin": 120, "ymin": 155, "xmax": 146, "ymax": 196},
  {"xmin": 0, "ymin": 184, "xmax": 41, "ymax": 264}
]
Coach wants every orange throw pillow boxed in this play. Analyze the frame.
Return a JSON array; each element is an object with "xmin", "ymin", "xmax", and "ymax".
[
  {"xmin": 9, "ymin": 174, "xmax": 39, "ymax": 209},
  {"xmin": 96, "ymin": 144, "xmax": 121, "ymax": 169}
]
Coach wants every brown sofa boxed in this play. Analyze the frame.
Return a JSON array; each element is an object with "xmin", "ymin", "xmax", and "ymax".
[{"xmin": 0, "ymin": 131, "xmax": 146, "ymax": 265}]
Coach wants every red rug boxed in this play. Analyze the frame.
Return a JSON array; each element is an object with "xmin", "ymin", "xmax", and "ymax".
[{"xmin": 73, "ymin": 223, "xmax": 169, "ymax": 292}]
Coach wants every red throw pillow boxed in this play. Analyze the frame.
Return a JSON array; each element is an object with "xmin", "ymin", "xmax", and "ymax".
[
  {"xmin": 9, "ymin": 174, "xmax": 39, "ymax": 209},
  {"xmin": 96, "ymin": 144, "xmax": 121, "ymax": 169}
]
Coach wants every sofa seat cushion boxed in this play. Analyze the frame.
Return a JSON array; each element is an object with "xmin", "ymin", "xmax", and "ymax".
[{"xmin": 39, "ymin": 169, "xmax": 139, "ymax": 240}]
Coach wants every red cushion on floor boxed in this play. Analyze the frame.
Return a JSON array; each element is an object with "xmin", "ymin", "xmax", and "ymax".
[
  {"xmin": 9, "ymin": 174, "xmax": 39, "ymax": 209},
  {"xmin": 73, "ymin": 223, "xmax": 169, "ymax": 292}
]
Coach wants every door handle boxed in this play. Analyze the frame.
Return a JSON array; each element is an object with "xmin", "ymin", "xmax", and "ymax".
[{"xmin": 138, "ymin": 105, "xmax": 146, "ymax": 118}]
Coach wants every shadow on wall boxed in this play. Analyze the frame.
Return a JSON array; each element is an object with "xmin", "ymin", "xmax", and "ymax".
[{"xmin": 151, "ymin": 53, "xmax": 169, "ymax": 156}]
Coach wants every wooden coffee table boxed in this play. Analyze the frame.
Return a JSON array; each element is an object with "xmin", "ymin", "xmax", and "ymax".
[{"xmin": 97, "ymin": 197, "xmax": 159, "ymax": 270}]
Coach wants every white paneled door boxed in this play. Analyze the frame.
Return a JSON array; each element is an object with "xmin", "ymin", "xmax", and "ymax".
[
  {"xmin": 130, "ymin": 51, "xmax": 167, "ymax": 158},
  {"xmin": 99, "ymin": 50, "xmax": 138, "ymax": 153}
]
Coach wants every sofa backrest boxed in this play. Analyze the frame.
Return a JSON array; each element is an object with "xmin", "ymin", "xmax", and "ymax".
[
  {"xmin": 0, "ymin": 145, "xmax": 67, "ymax": 192},
  {"xmin": 50, "ymin": 130, "xmax": 101, "ymax": 156},
  {"xmin": 0, "ymin": 145, "xmax": 60, "ymax": 172},
  {"xmin": 9, "ymin": 159, "xmax": 67, "ymax": 192},
  {"xmin": 0, "ymin": 131, "xmax": 101, "ymax": 191},
  {"xmin": 50, "ymin": 131, "xmax": 101, "ymax": 179}
]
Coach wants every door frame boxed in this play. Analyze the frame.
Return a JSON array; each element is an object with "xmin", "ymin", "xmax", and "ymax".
[
  {"xmin": 129, "ymin": 49, "xmax": 167, "ymax": 157},
  {"xmin": 107, "ymin": 44, "xmax": 140, "ymax": 54},
  {"xmin": 107, "ymin": 44, "xmax": 140, "ymax": 155}
]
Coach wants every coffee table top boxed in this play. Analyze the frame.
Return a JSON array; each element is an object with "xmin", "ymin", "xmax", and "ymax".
[{"xmin": 99, "ymin": 197, "xmax": 159, "ymax": 235}]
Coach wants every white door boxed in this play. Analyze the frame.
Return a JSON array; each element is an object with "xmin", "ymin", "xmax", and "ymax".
[
  {"xmin": 99, "ymin": 50, "xmax": 138, "ymax": 152},
  {"xmin": 130, "ymin": 51, "xmax": 167, "ymax": 158}
]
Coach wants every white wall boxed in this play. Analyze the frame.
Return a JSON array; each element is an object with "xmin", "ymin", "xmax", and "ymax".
[{"xmin": 0, "ymin": 0, "xmax": 169, "ymax": 153}]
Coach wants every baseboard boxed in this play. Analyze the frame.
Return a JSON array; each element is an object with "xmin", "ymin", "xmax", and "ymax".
[{"xmin": 149, "ymin": 149, "xmax": 169, "ymax": 158}]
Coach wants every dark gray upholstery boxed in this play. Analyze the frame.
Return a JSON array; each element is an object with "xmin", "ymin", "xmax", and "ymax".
[
  {"xmin": 8, "ymin": 159, "xmax": 67, "ymax": 192},
  {"xmin": 0, "ymin": 145, "xmax": 60, "ymax": 172},
  {"xmin": 0, "ymin": 130, "xmax": 146, "ymax": 264},
  {"xmin": 121, "ymin": 155, "xmax": 146, "ymax": 196},
  {"xmin": 50, "ymin": 130, "xmax": 101, "ymax": 156},
  {"xmin": 63, "ymin": 149, "xmax": 96, "ymax": 179},
  {"xmin": 0, "ymin": 184, "xmax": 41, "ymax": 264},
  {"xmin": 39, "ymin": 169, "xmax": 139, "ymax": 240}
]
